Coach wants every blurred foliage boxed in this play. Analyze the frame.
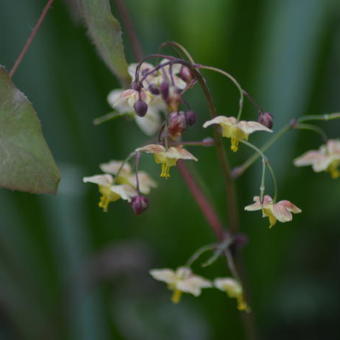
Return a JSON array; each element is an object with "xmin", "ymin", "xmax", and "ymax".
[{"xmin": 0, "ymin": 0, "xmax": 340, "ymax": 339}]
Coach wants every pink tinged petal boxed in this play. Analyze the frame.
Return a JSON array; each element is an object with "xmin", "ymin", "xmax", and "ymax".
[
  {"xmin": 128, "ymin": 171, "xmax": 157, "ymax": 194},
  {"xmin": 165, "ymin": 147, "xmax": 198, "ymax": 161},
  {"xmin": 293, "ymin": 150, "xmax": 323, "ymax": 167},
  {"xmin": 272, "ymin": 203, "xmax": 293, "ymax": 223},
  {"xmin": 128, "ymin": 62, "xmax": 154, "ymax": 81},
  {"xmin": 236, "ymin": 120, "xmax": 272, "ymax": 134},
  {"xmin": 203, "ymin": 116, "xmax": 237, "ymax": 129},
  {"xmin": 326, "ymin": 139, "xmax": 340, "ymax": 155},
  {"xmin": 83, "ymin": 174, "xmax": 113, "ymax": 187},
  {"xmin": 110, "ymin": 185, "xmax": 137, "ymax": 202},
  {"xmin": 137, "ymin": 144, "xmax": 166, "ymax": 154},
  {"xmin": 276, "ymin": 200, "xmax": 302, "ymax": 214},
  {"xmin": 149, "ymin": 269, "xmax": 177, "ymax": 284},
  {"xmin": 244, "ymin": 195, "xmax": 273, "ymax": 211}
]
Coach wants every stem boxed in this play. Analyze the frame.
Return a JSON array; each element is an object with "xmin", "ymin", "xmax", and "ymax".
[
  {"xmin": 185, "ymin": 243, "xmax": 217, "ymax": 267},
  {"xmin": 9, "ymin": 0, "xmax": 54, "ymax": 78},
  {"xmin": 177, "ymin": 161, "xmax": 224, "ymax": 240},
  {"xmin": 295, "ymin": 123, "xmax": 328, "ymax": 142},
  {"xmin": 241, "ymin": 140, "xmax": 278, "ymax": 201},
  {"xmin": 113, "ymin": 0, "xmax": 143, "ymax": 61},
  {"xmin": 114, "ymin": 152, "xmax": 136, "ymax": 183},
  {"xmin": 197, "ymin": 64, "xmax": 244, "ymax": 120},
  {"xmin": 160, "ymin": 41, "xmax": 195, "ymax": 64}
]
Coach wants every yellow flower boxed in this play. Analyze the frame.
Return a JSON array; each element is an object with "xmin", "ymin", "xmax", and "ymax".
[
  {"xmin": 244, "ymin": 195, "xmax": 301, "ymax": 228},
  {"xmin": 214, "ymin": 278, "xmax": 249, "ymax": 311},
  {"xmin": 137, "ymin": 144, "xmax": 198, "ymax": 178},
  {"xmin": 203, "ymin": 116, "xmax": 272, "ymax": 152},
  {"xmin": 294, "ymin": 139, "xmax": 340, "ymax": 179},
  {"xmin": 83, "ymin": 174, "xmax": 136, "ymax": 212},
  {"xmin": 100, "ymin": 160, "xmax": 157, "ymax": 194},
  {"xmin": 150, "ymin": 267, "xmax": 212, "ymax": 303}
]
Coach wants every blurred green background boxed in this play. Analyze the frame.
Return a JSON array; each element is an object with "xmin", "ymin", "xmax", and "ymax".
[{"xmin": 0, "ymin": 0, "xmax": 340, "ymax": 339}]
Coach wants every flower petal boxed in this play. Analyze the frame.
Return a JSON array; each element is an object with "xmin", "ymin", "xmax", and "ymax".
[
  {"xmin": 135, "ymin": 108, "xmax": 161, "ymax": 136},
  {"xmin": 83, "ymin": 174, "xmax": 113, "ymax": 186},
  {"xmin": 149, "ymin": 268, "xmax": 177, "ymax": 284},
  {"xmin": 100, "ymin": 161, "xmax": 131, "ymax": 175},
  {"xmin": 237, "ymin": 120, "xmax": 272, "ymax": 134},
  {"xmin": 203, "ymin": 116, "xmax": 237, "ymax": 129},
  {"xmin": 110, "ymin": 184, "xmax": 137, "ymax": 202}
]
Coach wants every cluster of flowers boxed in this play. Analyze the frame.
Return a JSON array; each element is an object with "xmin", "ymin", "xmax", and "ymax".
[
  {"xmin": 83, "ymin": 53, "xmax": 340, "ymax": 310},
  {"xmin": 150, "ymin": 267, "xmax": 248, "ymax": 311}
]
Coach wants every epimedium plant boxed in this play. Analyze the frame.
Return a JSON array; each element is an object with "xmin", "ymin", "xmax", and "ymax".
[
  {"xmin": 77, "ymin": 0, "xmax": 340, "ymax": 314},
  {"xmin": 2, "ymin": 0, "xmax": 340, "ymax": 334}
]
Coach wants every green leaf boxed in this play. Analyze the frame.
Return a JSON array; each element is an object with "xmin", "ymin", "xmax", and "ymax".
[
  {"xmin": 79, "ymin": 0, "xmax": 131, "ymax": 87},
  {"xmin": 0, "ymin": 67, "xmax": 60, "ymax": 194}
]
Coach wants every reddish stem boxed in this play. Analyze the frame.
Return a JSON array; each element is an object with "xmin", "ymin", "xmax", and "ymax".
[
  {"xmin": 9, "ymin": 0, "xmax": 54, "ymax": 78},
  {"xmin": 177, "ymin": 161, "xmax": 224, "ymax": 240}
]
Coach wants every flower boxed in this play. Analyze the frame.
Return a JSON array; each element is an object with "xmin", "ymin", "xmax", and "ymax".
[
  {"xmin": 107, "ymin": 88, "xmax": 163, "ymax": 136},
  {"xmin": 99, "ymin": 160, "xmax": 157, "ymax": 194},
  {"xmin": 214, "ymin": 278, "xmax": 249, "ymax": 311},
  {"xmin": 137, "ymin": 144, "xmax": 198, "ymax": 178},
  {"xmin": 293, "ymin": 139, "xmax": 340, "ymax": 179},
  {"xmin": 83, "ymin": 174, "xmax": 136, "ymax": 212},
  {"xmin": 150, "ymin": 267, "xmax": 212, "ymax": 303},
  {"xmin": 203, "ymin": 116, "xmax": 272, "ymax": 152},
  {"xmin": 244, "ymin": 195, "xmax": 301, "ymax": 228}
]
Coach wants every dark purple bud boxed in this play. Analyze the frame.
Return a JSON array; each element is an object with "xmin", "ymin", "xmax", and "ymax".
[
  {"xmin": 131, "ymin": 195, "xmax": 149, "ymax": 215},
  {"xmin": 178, "ymin": 66, "xmax": 193, "ymax": 83},
  {"xmin": 160, "ymin": 81, "xmax": 169, "ymax": 100},
  {"xmin": 148, "ymin": 84, "xmax": 160, "ymax": 95},
  {"xmin": 185, "ymin": 110, "xmax": 197, "ymax": 127},
  {"xmin": 134, "ymin": 100, "xmax": 148, "ymax": 117},
  {"xmin": 258, "ymin": 112, "xmax": 273, "ymax": 129}
]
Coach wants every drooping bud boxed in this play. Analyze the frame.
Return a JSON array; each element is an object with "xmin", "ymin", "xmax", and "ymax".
[
  {"xmin": 185, "ymin": 110, "xmax": 197, "ymax": 127},
  {"xmin": 178, "ymin": 66, "xmax": 193, "ymax": 83},
  {"xmin": 131, "ymin": 195, "xmax": 149, "ymax": 215},
  {"xmin": 168, "ymin": 112, "xmax": 187, "ymax": 139},
  {"xmin": 258, "ymin": 112, "xmax": 273, "ymax": 129},
  {"xmin": 148, "ymin": 84, "xmax": 160, "ymax": 95},
  {"xmin": 160, "ymin": 81, "xmax": 169, "ymax": 101},
  {"xmin": 134, "ymin": 100, "xmax": 148, "ymax": 117}
]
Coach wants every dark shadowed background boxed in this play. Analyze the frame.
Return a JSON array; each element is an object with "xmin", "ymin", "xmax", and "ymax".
[{"xmin": 0, "ymin": 0, "xmax": 339, "ymax": 339}]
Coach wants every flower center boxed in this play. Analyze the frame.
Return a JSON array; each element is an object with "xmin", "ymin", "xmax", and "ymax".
[
  {"xmin": 98, "ymin": 185, "xmax": 120, "ymax": 212},
  {"xmin": 327, "ymin": 160, "xmax": 340, "ymax": 179},
  {"xmin": 154, "ymin": 155, "xmax": 177, "ymax": 178},
  {"xmin": 262, "ymin": 208, "xmax": 277, "ymax": 228},
  {"xmin": 171, "ymin": 289, "xmax": 182, "ymax": 304}
]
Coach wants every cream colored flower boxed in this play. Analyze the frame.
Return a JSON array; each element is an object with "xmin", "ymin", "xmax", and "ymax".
[
  {"xmin": 83, "ymin": 174, "xmax": 136, "ymax": 212},
  {"xmin": 203, "ymin": 116, "xmax": 272, "ymax": 152},
  {"xmin": 244, "ymin": 195, "xmax": 301, "ymax": 228},
  {"xmin": 214, "ymin": 278, "xmax": 249, "ymax": 311},
  {"xmin": 99, "ymin": 160, "xmax": 157, "ymax": 195},
  {"xmin": 294, "ymin": 139, "xmax": 340, "ymax": 179},
  {"xmin": 137, "ymin": 144, "xmax": 198, "ymax": 178},
  {"xmin": 150, "ymin": 267, "xmax": 212, "ymax": 303},
  {"xmin": 107, "ymin": 89, "xmax": 162, "ymax": 136}
]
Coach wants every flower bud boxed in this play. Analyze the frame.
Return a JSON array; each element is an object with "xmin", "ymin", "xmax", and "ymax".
[
  {"xmin": 258, "ymin": 112, "xmax": 273, "ymax": 129},
  {"xmin": 168, "ymin": 112, "xmax": 186, "ymax": 138},
  {"xmin": 160, "ymin": 81, "xmax": 169, "ymax": 101},
  {"xmin": 148, "ymin": 84, "xmax": 160, "ymax": 95},
  {"xmin": 178, "ymin": 66, "xmax": 193, "ymax": 83},
  {"xmin": 185, "ymin": 110, "xmax": 197, "ymax": 127},
  {"xmin": 131, "ymin": 195, "xmax": 149, "ymax": 215},
  {"xmin": 134, "ymin": 99, "xmax": 148, "ymax": 117}
]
